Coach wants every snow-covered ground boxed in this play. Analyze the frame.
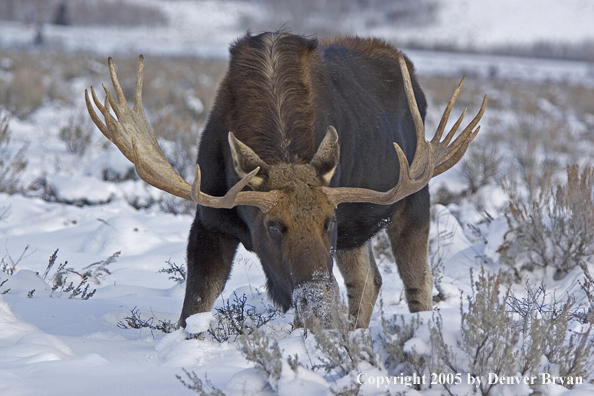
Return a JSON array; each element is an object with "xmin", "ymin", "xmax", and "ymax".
[
  {"xmin": 1, "ymin": 1, "xmax": 594, "ymax": 395},
  {"xmin": 2, "ymin": 0, "xmax": 594, "ymax": 57}
]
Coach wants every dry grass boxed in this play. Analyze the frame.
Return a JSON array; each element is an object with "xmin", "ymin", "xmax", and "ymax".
[{"xmin": 0, "ymin": 116, "xmax": 28, "ymax": 194}]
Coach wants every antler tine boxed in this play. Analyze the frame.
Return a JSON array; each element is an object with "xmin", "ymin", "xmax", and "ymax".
[
  {"xmin": 439, "ymin": 107, "xmax": 466, "ymax": 147},
  {"xmin": 432, "ymin": 93, "xmax": 487, "ymax": 177},
  {"xmin": 85, "ymin": 55, "xmax": 279, "ymax": 212},
  {"xmin": 102, "ymin": 98, "xmax": 134, "ymax": 162},
  {"xmin": 84, "ymin": 89, "xmax": 108, "ymax": 136},
  {"xmin": 432, "ymin": 77, "xmax": 465, "ymax": 145},
  {"xmin": 434, "ymin": 126, "xmax": 481, "ymax": 176},
  {"xmin": 191, "ymin": 166, "xmax": 279, "ymax": 211},
  {"xmin": 108, "ymin": 57, "xmax": 128, "ymax": 108},
  {"xmin": 133, "ymin": 55, "xmax": 144, "ymax": 111}
]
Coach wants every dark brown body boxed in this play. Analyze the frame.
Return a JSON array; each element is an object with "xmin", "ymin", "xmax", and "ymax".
[{"xmin": 180, "ymin": 33, "xmax": 432, "ymax": 328}]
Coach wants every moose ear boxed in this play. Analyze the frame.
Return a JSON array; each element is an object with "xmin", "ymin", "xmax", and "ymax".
[
  {"xmin": 310, "ymin": 126, "xmax": 340, "ymax": 186},
  {"xmin": 228, "ymin": 132, "xmax": 269, "ymax": 189}
]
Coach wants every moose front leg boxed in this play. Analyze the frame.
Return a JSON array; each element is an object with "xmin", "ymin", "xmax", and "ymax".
[
  {"xmin": 387, "ymin": 187, "xmax": 433, "ymax": 312},
  {"xmin": 335, "ymin": 241, "xmax": 383, "ymax": 328},
  {"xmin": 179, "ymin": 217, "xmax": 239, "ymax": 327}
]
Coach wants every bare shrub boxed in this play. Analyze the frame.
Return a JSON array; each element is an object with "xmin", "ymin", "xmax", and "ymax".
[
  {"xmin": 510, "ymin": 287, "xmax": 594, "ymax": 384},
  {"xmin": 461, "ymin": 269, "xmax": 518, "ymax": 395},
  {"xmin": 459, "ymin": 138, "xmax": 504, "ymax": 194},
  {"xmin": 430, "ymin": 270, "xmax": 520, "ymax": 396},
  {"xmin": 381, "ymin": 314, "xmax": 428, "ymax": 390},
  {"xmin": 428, "ymin": 311, "xmax": 458, "ymax": 395},
  {"xmin": 0, "ymin": 277, "xmax": 9, "ymax": 294},
  {"xmin": 1, "ymin": 245, "xmax": 33, "ymax": 276},
  {"xmin": 237, "ymin": 327, "xmax": 283, "ymax": 391},
  {"xmin": 41, "ymin": 249, "xmax": 95, "ymax": 299},
  {"xmin": 431, "ymin": 136, "xmax": 505, "ymax": 206},
  {"xmin": 80, "ymin": 251, "xmax": 120, "ymax": 282},
  {"xmin": 0, "ymin": 116, "xmax": 28, "ymax": 194},
  {"xmin": 40, "ymin": 249, "xmax": 119, "ymax": 299},
  {"xmin": 117, "ymin": 306, "xmax": 175, "ymax": 334},
  {"xmin": 25, "ymin": 176, "xmax": 60, "ymax": 203},
  {"xmin": 309, "ymin": 305, "xmax": 380, "ymax": 377},
  {"xmin": 578, "ymin": 263, "xmax": 594, "ymax": 324},
  {"xmin": 158, "ymin": 259, "xmax": 186, "ymax": 284},
  {"xmin": 206, "ymin": 292, "xmax": 282, "ymax": 342},
  {"xmin": 0, "ymin": 67, "xmax": 47, "ymax": 117},
  {"xmin": 430, "ymin": 268, "xmax": 594, "ymax": 395},
  {"xmin": 59, "ymin": 110, "xmax": 95, "ymax": 155},
  {"xmin": 500, "ymin": 165, "xmax": 594, "ymax": 278},
  {"xmin": 51, "ymin": 277, "xmax": 97, "ymax": 300},
  {"xmin": 505, "ymin": 113, "xmax": 572, "ymax": 194},
  {"xmin": 176, "ymin": 370, "xmax": 226, "ymax": 396}
]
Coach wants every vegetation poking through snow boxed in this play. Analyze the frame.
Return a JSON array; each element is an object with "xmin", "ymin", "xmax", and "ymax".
[
  {"xmin": 0, "ymin": 116, "xmax": 28, "ymax": 194},
  {"xmin": 578, "ymin": 263, "xmax": 594, "ymax": 324},
  {"xmin": 429, "ymin": 268, "xmax": 594, "ymax": 395},
  {"xmin": 116, "ymin": 306, "xmax": 175, "ymax": 334},
  {"xmin": 206, "ymin": 292, "xmax": 283, "ymax": 342},
  {"xmin": 58, "ymin": 110, "xmax": 95, "ymax": 156},
  {"xmin": 237, "ymin": 327, "xmax": 284, "ymax": 391},
  {"xmin": 309, "ymin": 305, "xmax": 381, "ymax": 377},
  {"xmin": 41, "ymin": 249, "xmax": 104, "ymax": 299},
  {"xmin": 176, "ymin": 370, "xmax": 227, "ymax": 396},
  {"xmin": 381, "ymin": 314, "xmax": 428, "ymax": 390},
  {"xmin": 158, "ymin": 259, "xmax": 187, "ymax": 283},
  {"xmin": 42, "ymin": 249, "xmax": 119, "ymax": 298},
  {"xmin": 501, "ymin": 165, "xmax": 594, "ymax": 280}
]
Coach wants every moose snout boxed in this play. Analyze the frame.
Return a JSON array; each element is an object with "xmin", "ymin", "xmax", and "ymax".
[{"xmin": 291, "ymin": 271, "xmax": 340, "ymax": 328}]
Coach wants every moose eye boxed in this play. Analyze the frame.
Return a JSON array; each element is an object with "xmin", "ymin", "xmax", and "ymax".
[
  {"xmin": 267, "ymin": 220, "xmax": 286, "ymax": 236},
  {"xmin": 328, "ymin": 221, "xmax": 336, "ymax": 232}
]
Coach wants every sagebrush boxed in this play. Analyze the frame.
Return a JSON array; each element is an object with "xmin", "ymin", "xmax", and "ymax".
[
  {"xmin": 0, "ymin": 116, "xmax": 28, "ymax": 194},
  {"xmin": 501, "ymin": 165, "xmax": 594, "ymax": 279}
]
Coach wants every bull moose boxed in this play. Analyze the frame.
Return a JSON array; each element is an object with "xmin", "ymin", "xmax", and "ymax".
[{"xmin": 85, "ymin": 32, "xmax": 486, "ymax": 329}]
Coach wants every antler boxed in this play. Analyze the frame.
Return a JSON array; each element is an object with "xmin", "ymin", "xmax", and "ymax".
[
  {"xmin": 324, "ymin": 55, "xmax": 487, "ymax": 207},
  {"xmin": 85, "ymin": 55, "xmax": 278, "ymax": 212}
]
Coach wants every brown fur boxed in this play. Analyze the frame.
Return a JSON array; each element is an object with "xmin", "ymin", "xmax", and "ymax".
[
  {"xmin": 226, "ymin": 33, "xmax": 319, "ymax": 164},
  {"xmin": 335, "ymin": 241, "xmax": 382, "ymax": 328},
  {"xmin": 386, "ymin": 194, "xmax": 433, "ymax": 311}
]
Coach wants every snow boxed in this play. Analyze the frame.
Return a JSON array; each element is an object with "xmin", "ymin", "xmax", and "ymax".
[
  {"xmin": 1, "ymin": 0, "xmax": 594, "ymax": 395},
  {"xmin": 185, "ymin": 312, "xmax": 215, "ymax": 334},
  {"xmin": 2, "ymin": 0, "xmax": 594, "ymax": 58},
  {"xmin": 376, "ymin": 0, "xmax": 594, "ymax": 48}
]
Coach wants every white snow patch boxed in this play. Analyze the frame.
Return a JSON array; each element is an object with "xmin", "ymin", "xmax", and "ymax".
[{"xmin": 184, "ymin": 312, "xmax": 215, "ymax": 334}]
